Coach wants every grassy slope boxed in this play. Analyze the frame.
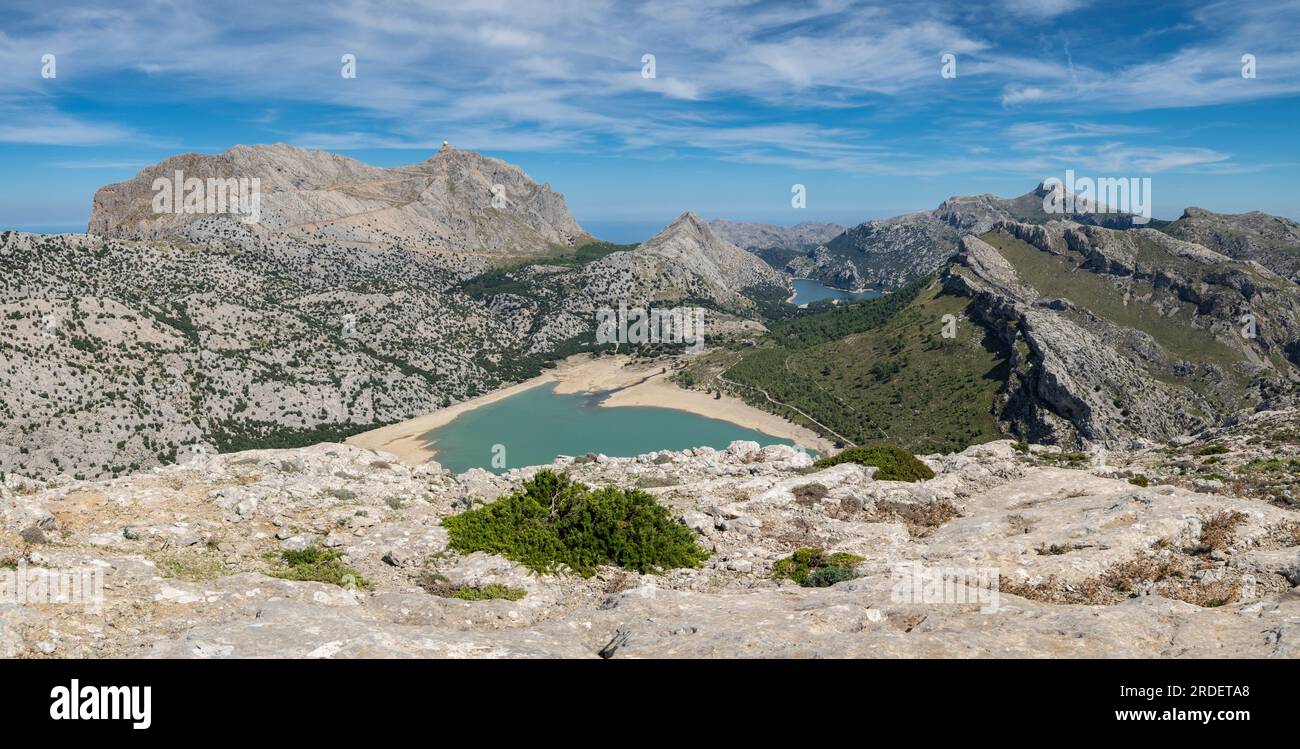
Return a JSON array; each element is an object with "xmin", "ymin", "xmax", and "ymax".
[
  {"xmin": 788, "ymin": 285, "xmax": 1007, "ymax": 452},
  {"xmin": 690, "ymin": 277, "xmax": 1008, "ymax": 453},
  {"xmin": 979, "ymin": 230, "xmax": 1253, "ymax": 398}
]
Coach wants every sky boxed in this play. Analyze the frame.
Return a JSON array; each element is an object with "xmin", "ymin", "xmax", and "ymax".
[{"xmin": 0, "ymin": 0, "xmax": 1298, "ymax": 240}]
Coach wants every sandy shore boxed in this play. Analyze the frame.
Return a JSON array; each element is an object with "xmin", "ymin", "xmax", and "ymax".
[
  {"xmin": 597, "ymin": 368, "xmax": 833, "ymax": 452},
  {"xmin": 345, "ymin": 353, "xmax": 832, "ymax": 465}
]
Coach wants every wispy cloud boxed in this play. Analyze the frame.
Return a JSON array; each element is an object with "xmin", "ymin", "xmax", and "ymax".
[
  {"xmin": 0, "ymin": 0, "xmax": 1295, "ymax": 191},
  {"xmin": 1001, "ymin": 0, "xmax": 1088, "ymax": 19},
  {"xmin": 0, "ymin": 104, "xmax": 148, "ymax": 146},
  {"xmin": 51, "ymin": 159, "xmax": 151, "ymax": 169}
]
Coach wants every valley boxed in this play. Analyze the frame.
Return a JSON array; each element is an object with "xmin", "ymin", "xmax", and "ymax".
[
  {"xmin": 8, "ymin": 145, "xmax": 1300, "ymax": 482},
  {"xmin": 4, "ymin": 141, "xmax": 1300, "ymax": 664},
  {"xmin": 345, "ymin": 353, "xmax": 832, "ymax": 469}
]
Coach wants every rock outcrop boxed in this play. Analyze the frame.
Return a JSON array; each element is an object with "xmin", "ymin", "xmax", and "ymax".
[
  {"xmin": 785, "ymin": 244, "xmax": 867, "ymax": 289},
  {"xmin": 3, "ymin": 429, "xmax": 1298, "ymax": 658},
  {"xmin": 1164, "ymin": 206, "xmax": 1300, "ymax": 283},
  {"xmin": 944, "ymin": 220, "xmax": 1300, "ymax": 447}
]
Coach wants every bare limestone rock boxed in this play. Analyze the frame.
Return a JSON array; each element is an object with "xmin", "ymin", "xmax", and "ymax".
[{"xmin": 2, "ymin": 428, "xmax": 1297, "ymax": 659}]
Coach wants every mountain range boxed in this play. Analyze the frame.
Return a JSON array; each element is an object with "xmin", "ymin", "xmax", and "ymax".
[
  {"xmin": 5, "ymin": 143, "xmax": 1300, "ymax": 663},
  {"xmin": 0, "ymin": 144, "xmax": 782, "ymax": 479},
  {"xmin": 4, "ymin": 142, "xmax": 1300, "ymax": 481},
  {"xmin": 713, "ymin": 184, "xmax": 1160, "ymax": 291}
]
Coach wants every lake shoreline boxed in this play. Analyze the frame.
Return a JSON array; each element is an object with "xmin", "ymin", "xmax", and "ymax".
[
  {"xmin": 345, "ymin": 353, "xmax": 833, "ymax": 466},
  {"xmin": 787, "ymin": 277, "xmax": 883, "ymax": 306}
]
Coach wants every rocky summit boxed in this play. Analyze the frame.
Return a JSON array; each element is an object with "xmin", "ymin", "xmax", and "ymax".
[
  {"xmin": 4, "ymin": 420, "xmax": 1298, "ymax": 659},
  {"xmin": 583, "ymin": 212, "xmax": 787, "ymax": 310},
  {"xmin": 89, "ymin": 142, "xmax": 587, "ymax": 254},
  {"xmin": 1163, "ymin": 206, "xmax": 1300, "ymax": 284}
]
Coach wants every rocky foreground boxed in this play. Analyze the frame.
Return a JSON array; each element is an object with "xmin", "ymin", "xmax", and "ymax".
[{"xmin": 4, "ymin": 412, "xmax": 1300, "ymax": 658}]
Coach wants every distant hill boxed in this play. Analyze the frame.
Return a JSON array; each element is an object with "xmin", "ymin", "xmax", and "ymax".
[
  {"xmin": 708, "ymin": 219, "xmax": 847, "ymax": 279},
  {"xmin": 708, "ymin": 219, "xmax": 843, "ymax": 251},
  {"xmin": 1162, "ymin": 206, "xmax": 1300, "ymax": 283},
  {"xmin": 794, "ymin": 184, "xmax": 1159, "ymax": 291}
]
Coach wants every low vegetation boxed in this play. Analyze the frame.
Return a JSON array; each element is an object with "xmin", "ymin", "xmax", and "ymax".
[
  {"xmin": 454, "ymin": 583, "xmax": 526, "ymax": 601},
  {"xmin": 1005, "ymin": 507, "xmax": 1261, "ymax": 608},
  {"xmin": 442, "ymin": 469, "xmax": 709, "ymax": 576},
  {"xmin": 417, "ymin": 572, "xmax": 528, "ymax": 601},
  {"xmin": 772, "ymin": 547, "xmax": 865, "ymax": 587},
  {"xmin": 707, "ymin": 277, "xmax": 1009, "ymax": 454},
  {"xmin": 813, "ymin": 445, "xmax": 935, "ymax": 482},
  {"xmin": 267, "ymin": 547, "xmax": 370, "ymax": 589},
  {"xmin": 1198, "ymin": 510, "xmax": 1248, "ymax": 553},
  {"xmin": 151, "ymin": 550, "xmax": 227, "ymax": 582},
  {"xmin": 1038, "ymin": 451, "xmax": 1089, "ymax": 466}
]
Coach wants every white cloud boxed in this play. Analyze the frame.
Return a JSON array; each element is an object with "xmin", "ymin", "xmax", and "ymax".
[
  {"xmin": 0, "ymin": 105, "xmax": 148, "ymax": 146},
  {"xmin": 1002, "ymin": 0, "xmax": 1087, "ymax": 19},
  {"xmin": 0, "ymin": 0, "xmax": 1293, "ymax": 181},
  {"xmin": 51, "ymin": 159, "xmax": 150, "ymax": 169},
  {"xmin": 1001, "ymin": 86, "xmax": 1047, "ymax": 106}
]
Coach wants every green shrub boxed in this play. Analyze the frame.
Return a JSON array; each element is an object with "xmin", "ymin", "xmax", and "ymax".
[
  {"xmin": 442, "ymin": 470, "xmax": 709, "ymax": 576},
  {"xmin": 813, "ymin": 445, "xmax": 935, "ymax": 482},
  {"xmin": 803, "ymin": 565, "xmax": 858, "ymax": 587},
  {"xmin": 772, "ymin": 547, "xmax": 864, "ymax": 587},
  {"xmin": 268, "ymin": 547, "xmax": 370, "ymax": 589},
  {"xmin": 1195, "ymin": 444, "xmax": 1230, "ymax": 456},
  {"xmin": 452, "ymin": 583, "xmax": 526, "ymax": 601},
  {"xmin": 1052, "ymin": 452, "xmax": 1089, "ymax": 463},
  {"xmin": 1128, "ymin": 474, "xmax": 1149, "ymax": 487}
]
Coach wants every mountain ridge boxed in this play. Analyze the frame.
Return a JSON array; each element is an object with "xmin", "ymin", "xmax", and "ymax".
[
  {"xmin": 785, "ymin": 183, "xmax": 1165, "ymax": 291},
  {"xmin": 88, "ymin": 142, "xmax": 588, "ymax": 255}
]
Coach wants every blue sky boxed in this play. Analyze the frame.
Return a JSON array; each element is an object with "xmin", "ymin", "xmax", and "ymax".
[{"xmin": 1, "ymin": 0, "xmax": 1298, "ymax": 240}]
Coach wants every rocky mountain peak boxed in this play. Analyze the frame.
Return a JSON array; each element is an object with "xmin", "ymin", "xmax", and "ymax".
[
  {"xmin": 1165, "ymin": 205, "xmax": 1300, "ymax": 281},
  {"xmin": 662, "ymin": 210, "xmax": 711, "ymax": 237},
  {"xmin": 639, "ymin": 211, "xmax": 770, "ymax": 268},
  {"xmin": 579, "ymin": 211, "xmax": 787, "ymax": 311},
  {"xmin": 87, "ymin": 143, "xmax": 587, "ymax": 255}
]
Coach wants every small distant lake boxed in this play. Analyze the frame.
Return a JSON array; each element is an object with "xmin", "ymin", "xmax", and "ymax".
[
  {"xmin": 789, "ymin": 278, "xmax": 882, "ymax": 306},
  {"xmin": 422, "ymin": 383, "xmax": 796, "ymax": 474}
]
